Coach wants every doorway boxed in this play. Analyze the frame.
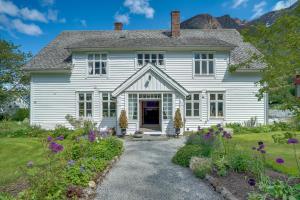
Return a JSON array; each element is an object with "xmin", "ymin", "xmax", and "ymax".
[{"xmin": 140, "ymin": 100, "xmax": 160, "ymax": 131}]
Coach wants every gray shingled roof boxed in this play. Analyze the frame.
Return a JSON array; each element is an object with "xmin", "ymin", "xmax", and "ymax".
[{"xmin": 24, "ymin": 29, "xmax": 263, "ymax": 71}]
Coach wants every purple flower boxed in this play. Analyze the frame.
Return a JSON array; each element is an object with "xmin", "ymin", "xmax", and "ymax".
[
  {"xmin": 48, "ymin": 142, "xmax": 64, "ymax": 153},
  {"xmin": 47, "ymin": 136, "xmax": 52, "ymax": 142},
  {"xmin": 260, "ymin": 150, "xmax": 266, "ymax": 154},
  {"xmin": 248, "ymin": 178, "xmax": 256, "ymax": 186},
  {"xmin": 258, "ymin": 141, "xmax": 264, "ymax": 146},
  {"xmin": 27, "ymin": 161, "xmax": 34, "ymax": 168},
  {"xmin": 287, "ymin": 138, "xmax": 299, "ymax": 144},
  {"xmin": 222, "ymin": 131, "xmax": 232, "ymax": 139},
  {"xmin": 88, "ymin": 130, "xmax": 96, "ymax": 142},
  {"xmin": 203, "ymin": 133, "xmax": 212, "ymax": 140},
  {"xmin": 258, "ymin": 144, "xmax": 265, "ymax": 150},
  {"xmin": 56, "ymin": 135, "xmax": 64, "ymax": 141},
  {"xmin": 276, "ymin": 158, "xmax": 284, "ymax": 164}
]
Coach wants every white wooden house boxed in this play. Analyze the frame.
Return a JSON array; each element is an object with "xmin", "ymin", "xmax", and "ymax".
[{"xmin": 24, "ymin": 11, "xmax": 267, "ymax": 135}]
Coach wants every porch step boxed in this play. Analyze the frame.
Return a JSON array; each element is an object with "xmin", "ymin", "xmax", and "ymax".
[{"xmin": 127, "ymin": 134, "xmax": 169, "ymax": 141}]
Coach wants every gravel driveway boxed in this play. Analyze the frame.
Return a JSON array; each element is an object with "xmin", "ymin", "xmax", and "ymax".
[{"xmin": 95, "ymin": 137, "xmax": 222, "ymax": 200}]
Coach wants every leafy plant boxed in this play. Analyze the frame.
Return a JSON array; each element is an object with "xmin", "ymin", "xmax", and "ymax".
[
  {"xmin": 189, "ymin": 156, "xmax": 212, "ymax": 179},
  {"xmin": 272, "ymin": 132, "xmax": 295, "ymax": 144},
  {"xmin": 12, "ymin": 108, "xmax": 29, "ymax": 121},
  {"xmin": 228, "ymin": 151, "xmax": 251, "ymax": 173},
  {"xmin": 172, "ymin": 145, "xmax": 202, "ymax": 167}
]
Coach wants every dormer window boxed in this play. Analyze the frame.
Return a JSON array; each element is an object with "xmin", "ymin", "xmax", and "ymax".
[
  {"xmin": 137, "ymin": 53, "xmax": 165, "ymax": 68},
  {"xmin": 88, "ymin": 53, "xmax": 107, "ymax": 75},
  {"xmin": 194, "ymin": 53, "xmax": 214, "ymax": 76}
]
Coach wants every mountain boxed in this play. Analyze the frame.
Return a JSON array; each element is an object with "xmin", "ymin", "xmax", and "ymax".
[{"xmin": 180, "ymin": 1, "xmax": 299, "ymax": 29}]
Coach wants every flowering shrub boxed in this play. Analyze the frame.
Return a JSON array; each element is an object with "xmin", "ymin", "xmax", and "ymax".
[{"xmin": 172, "ymin": 145, "xmax": 203, "ymax": 167}]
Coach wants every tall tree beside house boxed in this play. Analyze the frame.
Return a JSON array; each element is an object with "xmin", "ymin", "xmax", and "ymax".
[
  {"xmin": 174, "ymin": 108, "xmax": 183, "ymax": 136},
  {"xmin": 231, "ymin": 4, "xmax": 300, "ymax": 118},
  {"xmin": 0, "ymin": 39, "xmax": 31, "ymax": 106}
]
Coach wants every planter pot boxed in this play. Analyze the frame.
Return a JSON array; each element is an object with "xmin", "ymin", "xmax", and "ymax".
[
  {"xmin": 121, "ymin": 128, "xmax": 126, "ymax": 136},
  {"xmin": 175, "ymin": 128, "xmax": 180, "ymax": 136}
]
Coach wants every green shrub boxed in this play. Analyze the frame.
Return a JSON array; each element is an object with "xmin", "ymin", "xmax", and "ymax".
[
  {"xmin": 0, "ymin": 193, "xmax": 15, "ymax": 200},
  {"xmin": 88, "ymin": 137, "xmax": 123, "ymax": 160},
  {"xmin": 186, "ymin": 133, "xmax": 217, "ymax": 157},
  {"xmin": 52, "ymin": 124, "xmax": 73, "ymax": 138},
  {"xmin": 12, "ymin": 108, "xmax": 29, "ymax": 121},
  {"xmin": 189, "ymin": 157, "xmax": 212, "ymax": 179},
  {"xmin": 68, "ymin": 128, "xmax": 85, "ymax": 140},
  {"xmin": 172, "ymin": 145, "xmax": 203, "ymax": 167},
  {"xmin": 228, "ymin": 151, "xmax": 251, "ymax": 173}
]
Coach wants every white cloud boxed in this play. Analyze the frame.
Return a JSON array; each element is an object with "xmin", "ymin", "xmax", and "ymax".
[
  {"xmin": 80, "ymin": 19, "xmax": 87, "ymax": 27},
  {"xmin": 124, "ymin": 0, "xmax": 154, "ymax": 18},
  {"xmin": 0, "ymin": 14, "xmax": 42, "ymax": 36},
  {"xmin": 47, "ymin": 9, "xmax": 66, "ymax": 23},
  {"xmin": 41, "ymin": 0, "xmax": 55, "ymax": 6},
  {"xmin": 12, "ymin": 19, "xmax": 42, "ymax": 36},
  {"xmin": 251, "ymin": 1, "xmax": 267, "ymax": 19},
  {"xmin": 20, "ymin": 7, "xmax": 48, "ymax": 22},
  {"xmin": 0, "ymin": 0, "xmax": 18, "ymax": 16},
  {"xmin": 273, "ymin": 0, "xmax": 297, "ymax": 10},
  {"xmin": 114, "ymin": 13, "xmax": 130, "ymax": 24},
  {"xmin": 232, "ymin": 0, "xmax": 248, "ymax": 8}
]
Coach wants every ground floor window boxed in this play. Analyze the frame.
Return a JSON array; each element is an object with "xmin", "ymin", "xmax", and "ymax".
[
  {"xmin": 128, "ymin": 94, "xmax": 138, "ymax": 120},
  {"xmin": 163, "ymin": 94, "xmax": 172, "ymax": 119},
  {"xmin": 78, "ymin": 92, "xmax": 93, "ymax": 118},
  {"xmin": 186, "ymin": 93, "xmax": 201, "ymax": 117},
  {"xmin": 102, "ymin": 93, "xmax": 116, "ymax": 117},
  {"xmin": 209, "ymin": 92, "xmax": 224, "ymax": 118}
]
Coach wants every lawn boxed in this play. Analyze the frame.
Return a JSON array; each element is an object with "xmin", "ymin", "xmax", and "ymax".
[
  {"xmin": 0, "ymin": 138, "xmax": 46, "ymax": 186},
  {"xmin": 231, "ymin": 132, "xmax": 300, "ymax": 176}
]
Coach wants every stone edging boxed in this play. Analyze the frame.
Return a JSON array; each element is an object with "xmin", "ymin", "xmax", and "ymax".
[
  {"xmin": 205, "ymin": 175, "xmax": 239, "ymax": 200},
  {"xmin": 80, "ymin": 154, "xmax": 122, "ymax": 200}
]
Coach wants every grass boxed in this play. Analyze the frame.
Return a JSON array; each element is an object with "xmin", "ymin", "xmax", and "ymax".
[
  {"xmin": 0, "ymin": 138, "xmax": 46, "ymax": 186},
  {"xmin": 231, "ymin": 132, "xmax": 300, "ymax": 176}
]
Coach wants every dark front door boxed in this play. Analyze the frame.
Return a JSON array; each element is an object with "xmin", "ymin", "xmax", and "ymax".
[{"xmin": 142, "ymin": 101, "xmax": 159, "ymax": 125}]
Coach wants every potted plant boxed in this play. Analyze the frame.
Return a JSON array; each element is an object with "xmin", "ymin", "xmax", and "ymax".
[
  {"xmin": 118, "ymin": 110, "xmax": 128, "ymax": 136},
  {"xmin": 173, "ymin": 108, "xmax": 183, "ymax": 137}
]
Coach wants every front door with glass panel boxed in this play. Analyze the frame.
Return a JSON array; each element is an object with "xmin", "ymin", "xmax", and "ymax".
[{"xmin": 141, "ymin": 101, "xmax": 160, "ymax": 125}]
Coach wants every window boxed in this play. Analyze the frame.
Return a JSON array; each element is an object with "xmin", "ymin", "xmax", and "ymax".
[
  {"xmin": 194, "ymin": 53, "xmax": 214, "ymax": 75},
  {"xmin": 186, "ymin": 93, "xmax": 201, "ymax": 117},
  {"xmin": 102, "ymin": 93, "xmax": 116, "ymax": 117},
  {"xmin": 209, "ymin": 93, "xmax": 224, "ymax": 118},
  {"xmin": 137, "ymin": 53, "xmax": 164, "ymax": 67},
  {"xmin": 128, "ymin": 94, "xmax": 138, "ymax": 120},
  {"xmin": 163, "ymin": 94, "xmax": 172, "ymax": 119},
  {"xmin": 88, "ymin": 53, "xmax": 107, "ymax": 75},
  {"xmin": 78, "ymin": 92, "xmax": 93, "ymax": 118}
]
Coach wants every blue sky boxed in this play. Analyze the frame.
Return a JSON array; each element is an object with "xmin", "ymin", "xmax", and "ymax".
[{"xmin": 0, "ymin": 0, "xmax": 297, "ymax": 54}]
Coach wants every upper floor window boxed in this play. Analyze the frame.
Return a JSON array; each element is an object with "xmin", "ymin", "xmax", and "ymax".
[
  {"xmin": 102, "ymin": 93, "xmax": 116, "ymax": 117},
  {"xmin": 78, "ymin": 92, "xmax": 93, "ymax": 118},
  {"xmin": 186, "ymin": 93, "xmax": 201, "ymax": 117},
  {"xmin": 137, "ymin": 53, "xmax": 164, "ymax": 67},
  {"xmin": 194, "ymin": 53, "xmax": 214, "ymax": 76},
  {"xmin": 88, "ymin": 53, "xmax": 107, "ymax": 75},
  {"xmin": 209, "ymin": 93, "xmax": 224, "ymax": 118}
]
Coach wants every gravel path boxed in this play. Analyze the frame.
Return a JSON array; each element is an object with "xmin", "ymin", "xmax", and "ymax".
[{"xmin": 95, "ymin": 137, "xmax": 222, "ymax": 200}]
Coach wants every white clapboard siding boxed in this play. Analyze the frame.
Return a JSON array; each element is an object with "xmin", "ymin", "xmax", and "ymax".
[{"xmin": 31, "ymin": 51, "xmax": 266, "ymax": 131}]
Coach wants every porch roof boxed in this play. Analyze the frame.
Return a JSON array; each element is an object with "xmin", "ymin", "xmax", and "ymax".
[{"xmin": 111, "ymin": 63, "xmax": 189, "ymax": 97}]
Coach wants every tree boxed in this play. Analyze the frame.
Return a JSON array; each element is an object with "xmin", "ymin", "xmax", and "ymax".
[
  {"xmin": 0, "ymin": 39, "xmax": 31, "ymax": 106},
  {"xmin": 230, "ymin": 4, "xmax": 300, "ymax": 118},
  {"xmin": 174, "ymin": 108, "xmax": 183, "ymax": 136},
  {"xmin": 118, "ymin": 110, "xmax": 128, "ymax": 135}
]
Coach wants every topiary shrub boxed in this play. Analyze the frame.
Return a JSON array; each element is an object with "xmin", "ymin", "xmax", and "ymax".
[
  {"xmin": 173, "ymin": 108, "xmax": 183, "ymax": 136},
  {"xmin": 119, "ymin": 110, "xmax": 128, "ymax": 135},
  {"xmin": 190, "ymin": 157, "xmax": 212, "ymax": 179},
  {"xmin": 172, "ymin": 145, "xmax": 203, "ymax": 167}
]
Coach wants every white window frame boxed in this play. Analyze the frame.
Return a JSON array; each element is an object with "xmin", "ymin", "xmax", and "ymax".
[
  {"xmin": 87, "ymin": 53, "xmax": 108, "ymax": 76},
  {"xmin": 193, "ymin": 52, "xmax": 215, "ymax": 76},
  {"xmin": 77, "ymin": 92, "xmax": 93, "ymax": 118},
  {"xmin": 163, "ymin": 93, "xmax": 172, "ymax": 120},
  {"xmin": 102, "ymin": 92, "xmax": 116, "ymax": 118},
  {"xmin": 136, "ymin": 52, "xmax": 165, "ymax": 69},
  {"xmin": 208, "ymin": 92, "xmax": 225, "ymax": 119},
  {"xmin": 128, "ymin": 94, "xmax": 138, "ymax": 120},
  {"xmin": 185, "ymin": 93, "xmax": 201, "ymax": 118}
]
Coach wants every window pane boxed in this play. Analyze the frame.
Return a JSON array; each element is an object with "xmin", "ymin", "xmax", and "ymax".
[
  {"xmin": 159, "ymin": 59, "xmax": 164, "ymax": 65},
  {"xmin": 101, "ymin": 62, "xmax": 106, "ymax": 74},
  {"xmin": 110, "ymin": 102, "xmax": 116, "ymax": 117},
  {"xmin": 103, "ymin": 110, "xmax": 109, "ymax": 117},
  {"xmin": 79, "ymin": 109, "xmax": 84, "ymax": 117},
  {"xmin": 202, "ymin": 61, "xmax": 207, "ymax": 74},
  {"xmin": 218, "ymin": 94, "xmax": 223, "ymax": 100},
  {"xmin": 186, "ymin": 102, "xmax": 191, "ymax": 110},
  {"xmin": 102, "ymin": 93, "xmax": 108, "ymax": 100},
  {"xmin": 79, "ymin": 94, "xmax": 84, "ymax": 101},
  {"xmin": 88, "ymin": 54, "xmax": 93, "ymax": 60},
  {"xmin": 218, "ymin": 102, "xmax": 223, "ymax": 117},
  {"xmin": 195, "ymin": 53, "xmax": 200, "ymax": 59},
  {"xmin": 138, "ymin": 59, "xmax": 143, "ymax": 66},
  {"xmin": 209, "ymin": 54, "xmax": 214, "ymax": 59},
  {"xmin": 209, "ymin": 61, "xmax": 214, "ymax": 74},
  {"xmin": 95, "ymin": 62, "xmax": 100, "ymax": 74},
  {"xmin": 95, "ymin": 54, "xmax": 100, "ymax": 60},
  {"xmin": 86, "ymin": 94, "xmax": 92, "ymax": 101},
  {"xmin": 186, "ymin": 95, "xmax": 191, "ymax": 100},
  {"xmin": 210, "ymin": 94, "xmax": 216, "ymax": 100},
  {"xmin": 194, "ymin": 103, "xmax": 200, "ymax": 116},
  {"xmin": 79, "ymin": 102, "xmax": 84, "ymax": 110},
  {"xmin": 159, "ymin": 54, "xmax": 164, "ymax": 60},
  {"xmin": 138, "ymin": 54, "xmax": 143, "ymax": 60},
  {"xmin": 86, "ymin": 102, "xmax": 92, "ymax": 110},
  {"xmin": 193, "ymin": 94, "xmax": 200, "ymax": 100},
  {"xmin": 101, "ymin": 54, "xmax": 107, "ymax": 60},
  {"xmin": 186, "ymin": 109, "xmax": 192, "ymax": 117},
  {"xmin": 195, "ymin": 61, "xmax": 200, "ymax": 74},
  {"xmin": 145, "ymin": 54, "xmax": 150, "ymax": 63},
  {"xmin": 201, "ymin": 54, "xmax": 207, "ymax": 59},
  {"xmin": 158, "ymin": 54, "xmax": 164, "ymax": 65},
  {"xmin": 86, "ymin": 109, "xmax": 92, "ymax": 117},
  {"xmin": 151, "ymin": 54, "xmax": 157, "ymax": 65},
  {"xmin": 210, "ymin": 102, "xmax": 216, "ymax": 117},
  {"xmin": 88, "ymin": 62, "xmax": 93, "ymax": 75}
]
